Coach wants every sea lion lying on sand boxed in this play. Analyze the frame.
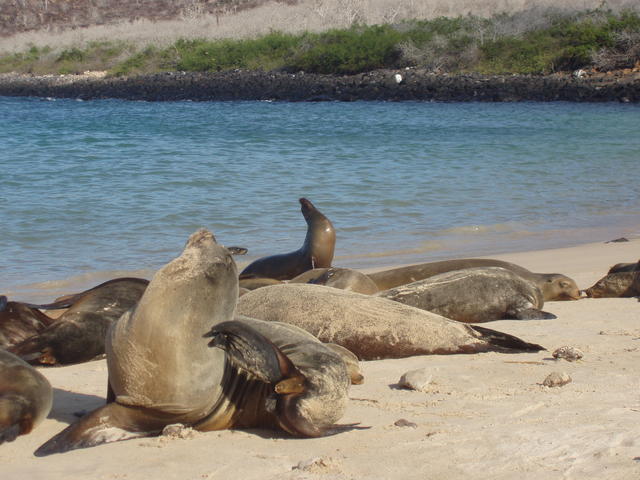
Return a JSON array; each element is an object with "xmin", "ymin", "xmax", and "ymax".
[
  {"xmin": 377, "ymin": 267, "xmax": 556, "ymax": 323},
  {"xmin": 584, "ymin": 261, "xmax": 640, "ymax": 298},
  {"xmin": 0, "ymin": 348, "xmax": 52, "ymax": 444},
  {"xmin": 9, "ymin": 278, "xmax": 148, "ymax": 365},
  {"xmin": 240, "ymin": 198, "xmax": 336, "ymax": 281},
  {"xmin": 367, "ymin": 258, "xmax": 580, "ymax": 301},
  {"xmin": 35, "ymin": 230, "xmax": 350, "ymax": 456},
  {"xmin": 290, "ymin": 267, "xmax": 379, "ymax": 295},
  {"xmin": 236, "ymin": 283, "xmax": 544, "ymax": 360},
  {"xmin": 0, "ymin": 297, "xmax": 57, "ymax": 348}
]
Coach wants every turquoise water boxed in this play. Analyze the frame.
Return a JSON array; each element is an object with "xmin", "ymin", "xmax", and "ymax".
[{"xmin": 1, "ymin": 96, "xmax": 639, "ymax": 301}]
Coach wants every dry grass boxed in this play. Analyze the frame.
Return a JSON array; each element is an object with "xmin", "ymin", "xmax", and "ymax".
[{"xmin": 1, "ymin": 0, "xmax": 639, "ymax": 54}]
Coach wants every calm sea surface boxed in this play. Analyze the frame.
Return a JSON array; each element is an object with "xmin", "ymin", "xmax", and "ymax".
[{"xmin": 1, "ymin": 96, "xmax": 639, "ymax": 302}]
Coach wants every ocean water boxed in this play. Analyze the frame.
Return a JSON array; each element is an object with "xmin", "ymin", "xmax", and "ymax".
[{"xmin": 1, "ymin": 96, "xmax": 639, "ymax": 302}]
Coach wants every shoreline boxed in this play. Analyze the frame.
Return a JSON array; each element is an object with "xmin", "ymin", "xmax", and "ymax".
[
  {"xmin": 5, "ymin": 236, "xmax": 639, "ymax": 305},
  {"xmin": 3, "ymin": 237, "xmax": 639, "ymax": 478},
  {"xmin": 1, "ymin": 68, "xmax": 640, "ymax": 102}
]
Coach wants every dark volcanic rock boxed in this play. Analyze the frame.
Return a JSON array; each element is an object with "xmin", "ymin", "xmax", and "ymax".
[{"xmin": 0, "ymin": 69, "xmax": 638, "ymax": 102}]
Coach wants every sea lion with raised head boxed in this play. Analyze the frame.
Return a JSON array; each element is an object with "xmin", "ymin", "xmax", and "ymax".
[
  {"xmin": 240, "ymin": 198, "xmax": 336, "ymax": 281},
  {"xmin": 0, "ymin": 348, "xmax": 53, "ymax": 444},
  {"xmin": 35, "ymin": 230, "xmax": 350, "ymax": 456},
  {"xmin": 377, "ymin": 267, "xmax": 556, "ymax": 323},
  {"xmin": 9, "ymin": 278, "xmax": 149, "ymax": 365},
  {"xmin": 367, "ymin": 258, "xmax": 580, "ymax": 301},
  {"xmin": 584, "ymin": 262, "xmax": 640, "ymax": 298},
  {"xmin": 236, "ymin": 283, "xmax": 544, "ymax": 360},
  {"xmin": 290, "ymin": 267, "xmax": 379, "ymax": 295}
]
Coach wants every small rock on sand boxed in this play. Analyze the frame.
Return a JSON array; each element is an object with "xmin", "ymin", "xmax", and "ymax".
[
  {"xmin": 542, "ymin": 372, "xmax": 572, "ymax": 387},
  {"xmin": 552, "ymin": 346, "xmax": 584, "ymax": 362},
  {"xmin": 399, "ymin": 368, "xmax": 432, "ymax": 392}
]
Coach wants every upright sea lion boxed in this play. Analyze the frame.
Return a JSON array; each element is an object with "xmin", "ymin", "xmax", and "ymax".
[
  {"xmin": 367, "ymin": 258, "xmax": 580, "ymax": 301},
  {"xmin": 9, "ymin": 278, "xmax": 148, "ymax": 365},
  {"xmin": 240, "ymin": 198, "xmax": 336, "ymax": 281},
  {"xmin": 584, "ymin": 263, "xmax": 640, "ymax": 298},
  {"xmin": 236, "ymin": 283, "xmax": 544, "ymax": 360},
  {"xmin": 377, "ymin": 267, "xmax": 556, "ymax": 323},
  {"xmin": 290, "ymin": 267, "xmax": 379, "ymax": 295},
  {"xmin": 0, "ymin": 348, "xmax": 53, "ymax": 444},
  {"xmin": 35, "ymin": 229, "xmax": 350, "ymax": 456},
  {"xmin": 0, "ymin": 299, "xmax": 56, "ymax": 348}
]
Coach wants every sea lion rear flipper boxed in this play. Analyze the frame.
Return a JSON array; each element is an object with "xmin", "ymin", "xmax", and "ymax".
[
  {"xmin": 470, "ymin": 325, "xmax": 545, "ymax": 352},
  {"xmin": 35, "ymin": 403, "xmax": 165, "ymax": 456},
  {"xmin": 512, "ymin": 308, "xmax": 557, "ymax": 320}
]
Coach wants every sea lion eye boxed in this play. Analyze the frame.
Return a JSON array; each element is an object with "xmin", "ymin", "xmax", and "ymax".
[{"xmin": 560, "ymin": 281, "xmax": 570, "ymax": 288}]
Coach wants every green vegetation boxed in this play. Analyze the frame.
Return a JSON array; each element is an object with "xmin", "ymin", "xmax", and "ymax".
[{"xmin": 1, "ymin": 8, "xmax": 639, "ymax": 76}]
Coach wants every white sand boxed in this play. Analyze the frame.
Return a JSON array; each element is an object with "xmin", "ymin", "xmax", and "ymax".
[{"xmin": 2, "ymin": 239, "xmax": 639, "ymax": 479}]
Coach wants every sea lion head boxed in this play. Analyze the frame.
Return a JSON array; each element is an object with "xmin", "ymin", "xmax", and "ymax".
[
  {"xmin": 584, "ymin": 270, "xmax": 640, "ymax": 298},
  {"xmin": 274, "ymin": 347, "xmax": 350, "ymax": 437},
  {"xmin": 542, "ymin": 274, "xmax": 581, "ymax": 300}
]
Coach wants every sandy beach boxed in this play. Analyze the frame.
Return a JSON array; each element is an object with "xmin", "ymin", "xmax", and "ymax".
[{"xmin": 2, "ymin": 238, "xmax": 639, "ymax": 479}]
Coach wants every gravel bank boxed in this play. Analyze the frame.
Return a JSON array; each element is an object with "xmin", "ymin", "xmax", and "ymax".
[{"xmin": 0, "ymin": 69, "xmax": 639, "ymax": 102}]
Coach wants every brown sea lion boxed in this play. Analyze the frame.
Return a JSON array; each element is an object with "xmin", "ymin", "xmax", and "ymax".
[
  {"xmin": 9, "ymin": 278, "xmax": 148, "ymax": 365},
  {"xmin": 0, "ymin": 348, "xmax": 53, "ymax": 444},
  {"xmin": 607, "ymin": 259, "xmax": 640, "ymax": 274},
  {"xmin": 236, "ymin": 283, "xmax": 544, "ymax": 360},
  {"xmin": 584, "ymin": 262, "xmax": 640, "ymax": 298},
  {"xmin": 35, "ymin": 229, "xmax": 350, "ymax": 456},
  {"xmin": 240, "ymin": 198, "xmax": 336, "ymax": 281},
  {"xmin": 0, "ymin": 298, "xmax": 56, "ymax": 348},
  {"xmin": 290, "ymin": 267, "xmax": 379, "ymax": 295},
  {"xmin": 367, "ymin": 258, "xmax": 580, "ymax": 301},
  {"xmin": 377, "ymin": 267, "xmax": 556, "ymax": 323}
]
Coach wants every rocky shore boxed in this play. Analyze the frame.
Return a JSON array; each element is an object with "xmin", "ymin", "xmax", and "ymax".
[{"xmin": 0, "ymin": 68, "xmax": 639, "ymax": 102}]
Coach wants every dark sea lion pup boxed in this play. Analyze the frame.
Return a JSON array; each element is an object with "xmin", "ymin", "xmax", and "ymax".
[
  {"xmin": 0, "ymin": 298, "xmax": 56, "ymax": 348},
  {"xmin": 240, "ymin": 198, "xmax": 336, "ymax": 281},
  {"xmin": 0, "ymin": 348, "xmax": 53, "ymax": 444},
  {"xmin": 9, "ymin": 278, "xmax": 148, "ymax": 365}
]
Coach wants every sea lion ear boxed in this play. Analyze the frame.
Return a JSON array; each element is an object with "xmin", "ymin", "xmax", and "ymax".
[{"xmin": 226, "ymin": 246, "xmax": 248, "ymax": 256}]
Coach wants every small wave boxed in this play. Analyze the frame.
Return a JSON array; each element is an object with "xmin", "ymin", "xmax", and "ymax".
[{"xmin": 436, "ymin": 223, "xmax": 518, "ymax": 236}]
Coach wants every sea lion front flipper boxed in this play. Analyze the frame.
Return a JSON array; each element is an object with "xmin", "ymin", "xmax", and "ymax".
[
  {"xmin": 511, "ymin": 308, "xmax": 557, "ymax": 320},
  {"xmin": 206, "ymin": 321, "xmax": 304, "ymax": 386},
  {"xmin": 35, "ymin": 403, "xmax": 168, "ymax": 456}
]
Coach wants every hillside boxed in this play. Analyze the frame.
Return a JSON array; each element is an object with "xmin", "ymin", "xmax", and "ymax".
[{"xmin": 0, "ymin": 0, "xmax": 273, "ymax": 37}]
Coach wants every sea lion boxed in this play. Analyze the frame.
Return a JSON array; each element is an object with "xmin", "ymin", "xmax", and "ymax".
[
  {"xmin": 239, "ymin": 277, "xmax": 284, "ymax": 291},
  {"xmin": 205, "ymin": 317, "xmax": 350, "ymax": 437},
  {"xmin": 367, "ymin": 258, "xmax": 580, "ymax": 301},
  {"xmin": 584, "ymin": 263, "xmax": 640, "ymax": 298},
  {"xmin": 240, "ymin": 198, "xmax": 336, "ymax": 281},
  {"xmin": 0, "ymin": 348, "xmax": 53, "ymax": 444},
  {"xmin": 290, "ymin": 267, "xmax": 379, "ymax": 295},
  {"xmin": 0, "ymin": 299, "xmax": 56, "ymax": 348},
  {"xmin": 324, "ymin": 343, "xmax": 364, "ymax": 385},
  {"xmin": 607, "ymin": 259, "xmax": 640, "ymax": 274},
  {"xmin": 35, "ymin": 229, "xmax": 350, "ymax": 456},
  {"xmin": 9, "ymin": 278, "xmax": 148, "ymax": 365},
  {"xmin": 376, "ymin": 267, "xmax": 556, "ymax": 323},
  {"xmin": 236, "ymin": 283, "xmax": 544, "ymax": 360}
]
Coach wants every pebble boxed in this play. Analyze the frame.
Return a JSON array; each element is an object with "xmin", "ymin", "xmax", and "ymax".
[
  {"xmin": 552, "ymin": 346, "xmax": 584, "ymax": 362},
  {"xmin": 542, "ymin": 372, "xmax": 572, "ymax": 387},
  {"xmin": 398, "ymin": 368, "xmax": 432, "ymax": 392}
]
